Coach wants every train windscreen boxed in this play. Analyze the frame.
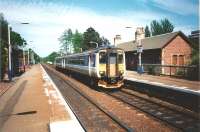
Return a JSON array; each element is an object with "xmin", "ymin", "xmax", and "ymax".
[
  {"xmin": 109, "ymin": 53, "xmax": 117, "ymax": 64},
  {"xmin": 118, "ymin": 53, "xmax": 123, "ymax": 64},
  {"xmin": 99, "ymin": 52, "xmax": 107, "ymax": 64}
]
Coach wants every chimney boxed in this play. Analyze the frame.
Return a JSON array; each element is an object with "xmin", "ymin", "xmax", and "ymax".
[
  {"xmin": 114, "ymin": 34, "xmax": 122, "ymax": 46},
  {"xmin": 135, "ymin": 27, "xmax": 145, "ymax": 41}
]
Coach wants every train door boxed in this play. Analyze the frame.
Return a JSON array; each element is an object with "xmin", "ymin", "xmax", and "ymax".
[{"xmin": 108, "ymin": 53, "xmax": 117, "ymax": 77}]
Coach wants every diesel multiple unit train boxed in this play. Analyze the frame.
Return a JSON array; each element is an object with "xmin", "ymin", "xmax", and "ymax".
[{"xmin": 55, "ymin": 46, "xmax": 126, "ymax": 88}]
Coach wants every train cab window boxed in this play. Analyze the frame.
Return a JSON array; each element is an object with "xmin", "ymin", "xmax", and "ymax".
[
  {"xmin": 99, "ymin": 52, "xmax": 107, "ymax": 64},
  {"xmin": 118, "ymin": 54, "xmax": 123, "ymax": 64},
  {"xmin": 109, "ymin": 53, "xmax": 117, "ymax": 64}
]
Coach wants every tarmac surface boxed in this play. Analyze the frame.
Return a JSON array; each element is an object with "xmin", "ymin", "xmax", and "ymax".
[
  {"xmin": 125, "ymin": 70, "xmax": 200, "ymax": 92},
  {"xmin": 0, "ymin": 64, "xmax": 83, "ymax": 132}
]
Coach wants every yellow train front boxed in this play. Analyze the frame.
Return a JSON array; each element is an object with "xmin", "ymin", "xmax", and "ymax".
[
  {"xmin": 97, "ymin": 47, "xmax": 125, "ymax": 88},
  {"xmin": 55, "ymin": 46, "xmax": 126, "ymax": 89}
]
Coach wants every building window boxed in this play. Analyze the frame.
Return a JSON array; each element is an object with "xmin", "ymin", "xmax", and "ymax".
[
  {"xmin": 179, "ymin": 55, "xmax": 184, "ymax": 65},
  {"xmin": 172, "ymin": 55, "xmax": 178, "ymax": 65}
]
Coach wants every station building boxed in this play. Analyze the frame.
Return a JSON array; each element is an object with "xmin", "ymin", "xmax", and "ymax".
[{"xmin": 117, "ymin": 28, "xmax": 192, "ymax": 75}]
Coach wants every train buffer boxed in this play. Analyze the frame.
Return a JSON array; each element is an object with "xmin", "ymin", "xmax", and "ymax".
[{"xmin": 0, "ymin": 64, "xmax": 84, "ymax": 132}]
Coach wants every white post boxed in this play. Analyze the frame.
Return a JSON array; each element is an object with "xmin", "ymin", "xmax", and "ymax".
[
  {"xmin": 137, "ymin": 40, "xmax": 143, "ymax": 74},
  {"xmin": 27, "ymin": 48, "xmax": 29, "ymax": 65},
  {"xmin": 139, "ymin": 52, "xmax": 141, "ymax": 66},
  {"xmin": 8, "ymin": 24, "xmax": 12, "ymax": 81}
]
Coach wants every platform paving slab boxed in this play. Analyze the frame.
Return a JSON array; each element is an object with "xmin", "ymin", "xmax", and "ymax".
[
  {"xmin": 125, "ymin": 70, "xmax": 200, "ymax": 93},
  {"xmin": 0, "ymin": 64, "xmax": 84, "ymax": 132}
]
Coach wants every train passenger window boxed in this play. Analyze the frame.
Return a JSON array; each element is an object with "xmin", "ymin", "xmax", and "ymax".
[
  {"xmin": 118, "ymin": 54, "xmax": 123, "ymax": 64},
  {"xmin": 79, "ymin": 56, "xmax": 84, "ymax": 65},
  {"xmin": 65, "ymin": 58, "xmax": 68, "ymax": 64},
  {"xmin": 84, "ymin": 56, "xmax": 89, "ymax": 66},
  {"xmin": 99, "ymin": 52, "xmax": 106, "ymax": 64}
]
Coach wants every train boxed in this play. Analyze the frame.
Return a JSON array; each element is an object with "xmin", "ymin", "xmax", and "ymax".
[{"xmin": 55, "ymin": 46, "xmax": 126, "ymax": 88}]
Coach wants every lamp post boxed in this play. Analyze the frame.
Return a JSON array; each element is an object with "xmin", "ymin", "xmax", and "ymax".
[
  {"xmin": 137, "ymin": 40, "xmax": 143, "ymax": 74},
  {"xmin": 8, "ymin": 24, "xmax": 12, "ymax": 81},
  {"xmin": 23, "ymin": 42, "xmax": 26, "ymax": 72},
  {"xmin": 0, "ymin": 39, "xmax": 1, "ymax": 81},
  {"xmin": 20, "ymin": 22, "xmax": 29, "ymax": 71}
]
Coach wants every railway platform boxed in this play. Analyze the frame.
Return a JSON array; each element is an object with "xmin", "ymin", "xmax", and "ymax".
[
  {"xmin": 125, "ymin": 70, "xmax": 200, "ymax": 93},
  {"xmin": 0, "ymin": 64, "xmax": 84, "ymax": 132}
]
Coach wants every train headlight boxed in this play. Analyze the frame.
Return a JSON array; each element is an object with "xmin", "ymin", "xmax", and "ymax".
[
  {"xmin": 99, "ymin": 71, "xmax": 105, "ymax": 76},
  {"xmin": 119, "ymin": 70, "xmax": 124, "ymax": 75}
]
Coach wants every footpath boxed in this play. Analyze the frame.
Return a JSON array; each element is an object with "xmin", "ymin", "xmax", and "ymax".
[
  {"xmin": 125, "ymin": 70, "xmax": 200, "ymax": 93},
  {"xmin": 0, "ymin": 64, "xmax": 83, "ymax": 132}
]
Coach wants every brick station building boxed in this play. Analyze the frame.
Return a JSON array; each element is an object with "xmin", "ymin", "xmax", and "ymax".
[{"xmin": 117, "ymin": 29, "xmax": 192, "ymax": 75}]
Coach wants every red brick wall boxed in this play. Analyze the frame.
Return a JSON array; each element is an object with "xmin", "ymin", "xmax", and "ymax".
[{"xmin": 161, "ymin": 35, "xmax": 192, "ymax": 74}]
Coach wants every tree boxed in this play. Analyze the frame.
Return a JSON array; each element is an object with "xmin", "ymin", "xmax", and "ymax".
[
  {"xmin": 161, "ymin": 19, "xmax": 174, "ymax": 34},
  {"xmin": 145, "ymin": 26, "xmax": 151, "ymax": 37},
  {"xmin": 59, "ymin": 27, "xmax": 110, "ymax": 53},
  {"xmin": 72, "ymin": 30, "xmax": 83, "ymax": 53},
  {"xmin": 0, "ymin": 13, "xmax": 8, "ymax": 80},
  {"xmin": 150, "ymin": 20, "xmax": 163, "ymax": 36},
  {"xmin": 82, "ymin": 27, "xmax": 101, "ymax": 51},
  {"xmin": 58, "ymin": 29, "xmax": 73, "ymax": 54},
  {"xmin": 42, "ymin": 52, "xmax": 59, "ymax": 63},
  {"xmin": 150, "ymin": 18, "xmax": 174, "ymax": 36},
  {"xmin": 10, "ymin": 30, "xmax": 26, "ymax": 47},
  {"xmin": 100, "ymin": 36, "xmax": 110, "ymax": 46}
]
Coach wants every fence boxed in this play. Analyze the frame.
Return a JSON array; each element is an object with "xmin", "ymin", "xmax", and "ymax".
[{"xmin": 141, "ymin": 64, "xmax": 199, "ymax": 80}]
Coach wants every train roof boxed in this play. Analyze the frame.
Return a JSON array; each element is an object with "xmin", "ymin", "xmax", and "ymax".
[{"xmin": 56, "ymin": 46, "xmax": 123, "ymax": 59}]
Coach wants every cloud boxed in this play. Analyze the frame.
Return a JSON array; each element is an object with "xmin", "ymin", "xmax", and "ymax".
[
  {"xmin": 0, "ymin": 1, "xmax": 197, "ymax": 56},
  {"xmin": 152, "ymin": 0, "xmax": 198, "ymax": 15}
]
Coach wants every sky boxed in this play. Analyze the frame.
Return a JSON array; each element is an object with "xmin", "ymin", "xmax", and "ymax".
[{"xmin": 0, "ymin": 0, "xmax": 199, "ymax": 57}]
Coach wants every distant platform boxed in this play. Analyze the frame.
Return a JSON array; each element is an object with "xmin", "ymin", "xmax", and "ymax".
[{"xmin": 125, "ymin": 70, "xmax": 200, "ymax": 94}]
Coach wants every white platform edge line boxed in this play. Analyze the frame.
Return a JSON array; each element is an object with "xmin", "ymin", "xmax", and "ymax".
[
  {"xmin": 40, "ymin": 64, "xmax": 84, "ymax": 132},
  {"xmin": 124, "ymin": 77, "xmax": 200, "ymax": 94}
]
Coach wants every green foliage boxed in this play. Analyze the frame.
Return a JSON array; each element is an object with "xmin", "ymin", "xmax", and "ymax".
[
  {"xmin": 10, "ymin": 30, "xmax": 26, "ymax": 47},
  {"xmin": 42, "ymin": 52, "xmax": 59, "ymax": 63},
  {"xmin": 147, "ymin": 65, "xmax": 156, "ymax": 75},
  {"xmin": 150, "ymin": 18, "xmax": 174, "ymax": 36},
  {"xmin": 160, "ymin": 19, "xmax": 174, "ymax": 33},
  {"xmin": 59, "ymin": 29, "xmax": 73, "ymax": 54},
  {"xmin": 0, "ymin": 13, "xmax": 8, "ymax": 80},
  {"xmin": 0, "ymin": 13, "xmax": 29, "ymax": 79},
  {"xmin": 100, "ymin": 36, "xmax": 110, "ymax": 46},
  {"xmin": 59, "ymin": 27, "xmax": 110, "ymax": 53},
  {"xmin": 191, "ymin": 49, "xmax": 199, "ymax": 65},
  {"xmin": 189, "ymin": 37, "xmax": 199, "ymax": 51},
  {"xmin": 82, "ymin": 27, "xmax": 102, "ymax": 51},
  {"xmin": 145, "ymin": 26, "xmax": 151, "ymax": 37},
  {"xmin": 72, "ymin": 30, "xmax": 83, "ymax": 53}
]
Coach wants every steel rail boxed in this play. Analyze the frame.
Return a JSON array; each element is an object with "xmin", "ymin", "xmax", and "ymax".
[
  {"xmin": 105, "ymin": 89, "xmax": 199, "ymax": 132},
  {"xmin": 43, "ymin": 64, "xmax": 134, "ymax": 132}
]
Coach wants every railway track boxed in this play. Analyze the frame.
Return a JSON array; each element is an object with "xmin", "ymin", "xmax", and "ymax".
[
  {"xmin": 43, "ymin": 64, "xmax": 133, "ymax": 132},
  {"xmin": 105, "ymin": 89, "xmax": 199, "ymax": 132}
]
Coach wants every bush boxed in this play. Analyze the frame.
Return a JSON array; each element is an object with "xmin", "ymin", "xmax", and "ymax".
[{"xmin": 147, "ymin": 65, "xmax": 156, "ymax": 75}]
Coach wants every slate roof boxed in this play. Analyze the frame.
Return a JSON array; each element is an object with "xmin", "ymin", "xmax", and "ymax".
[{"xmin": 117, "ymin": 31, "xmax": 189, "ymax": 52}]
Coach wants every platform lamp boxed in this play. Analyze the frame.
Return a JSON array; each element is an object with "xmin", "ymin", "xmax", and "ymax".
[
  {"xmin": 7, "ymin": 24, "xmax": 12, "ymax": 81},
  {"xmin": 137, "ymin": 40, "xmax": 143, "ymax": 74},
  {"xmin": 20, "ymin": 22, "xmax": 30, "ymax": 72}
]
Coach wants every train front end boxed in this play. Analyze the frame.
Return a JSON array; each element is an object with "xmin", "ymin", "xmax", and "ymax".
[{"xmin": 97, "ymin": 48, "xmax": 125, "ymax": 88}]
